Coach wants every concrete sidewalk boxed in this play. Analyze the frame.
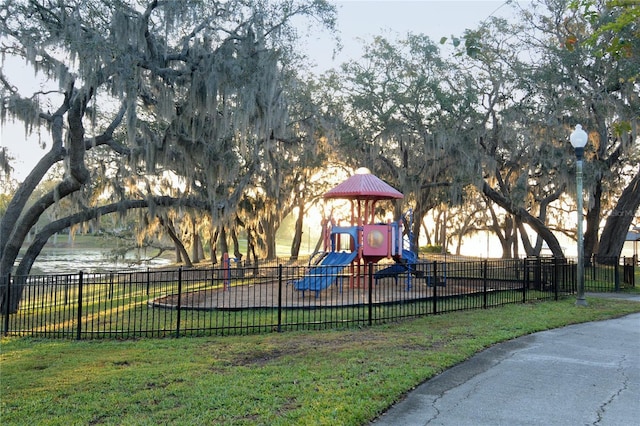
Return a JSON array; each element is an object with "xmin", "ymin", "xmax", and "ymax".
[{"xmin": 371, "ymin": 294, "xmax": 640, "ymax": 426}]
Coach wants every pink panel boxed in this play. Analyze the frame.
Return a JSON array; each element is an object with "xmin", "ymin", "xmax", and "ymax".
[{"xmin": 362, "ymin": 224, "xmax": 389, "ymax": 257}]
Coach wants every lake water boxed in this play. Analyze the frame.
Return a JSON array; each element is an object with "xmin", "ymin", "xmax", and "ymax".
[
  {"xmin": 26, "ymin": 247, "xmax": 174, "ymax": 275},
  {"xmin": 21, "ymin": 238, "xmax": 308, "ymax": 275},
  {"xmin": 20, "ymin": 235, "xmax": 638, "ymax": 275}
]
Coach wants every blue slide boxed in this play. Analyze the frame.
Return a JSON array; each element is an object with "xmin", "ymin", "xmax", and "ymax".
[
  {"xmin": 294, "ymin": 251, "xmax": 358, "ymax": 295},
  {"xmin": 374, "ymin": 249, "xmax": 417, "ymax": 279}
]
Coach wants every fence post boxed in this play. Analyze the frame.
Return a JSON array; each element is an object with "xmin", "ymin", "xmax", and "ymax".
[
  {"xmin": 524, "ymin": 259, "xmax": 529, "ymax": 294},
  {"xmin": 2, "ymin": 273, "xmax": 10, "ymax": 336},
  {"xmin": 368, "ymin": 263, "xmax": 373, "ymax": 327},
  {"xmin": 614, "ymin": 257, "xmax": 620, "ymax": 292},
  {"xmin": 566, "ymin": 257, "xmax": 572, "ymax": 293},
  {"xmin": 76, "ymin": 271, "xmax": 83, "ymax": 340},
  {"xmin": 277, "ymin": 264, "xmax": 283, "ymax": 332},
  {"xmin": 483, "ymin": 260, "xmax": 488, "ymax": 309},
  {"xmin": 223, "ymin": 253, "xmax": 230, "ymax": 290},
  {"xmin": 175, "ymin": 267, "xmax": 182, "ymax": 338},
  {"xmin": 553, "ymin": 258, "xmax": 559, "ymax": 301},
  {"xmin": 108, "ymin": 272, "xmax": 114, "ymax": 299},
  {"xmin": 63, "ymin": 275, "xmax": 69, "ymax": 305},
  {"xmin": 522, "ymin": 262, "xmax": 527, "ymax": 303},
  {"xmin": 433, "ymin": 261, "xmax": 438, "ymax": 315},
  {"xmin": 623, "ymin": 256, "xmax": 636, "ymax": 288}
]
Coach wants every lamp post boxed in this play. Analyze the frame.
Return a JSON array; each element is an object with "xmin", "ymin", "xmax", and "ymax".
[{"xmin": 570, "ymin": 124, "xmax": 588, "ymax": 306}]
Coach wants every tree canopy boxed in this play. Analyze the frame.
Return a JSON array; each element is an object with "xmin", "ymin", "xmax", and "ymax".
[
  {"xmin": 1, "ymin": 0, "xmax": 638, "ymax": 309},
  {"xmin": 0, "ymin": 0, "xmax": 338, "ymax": 312}
]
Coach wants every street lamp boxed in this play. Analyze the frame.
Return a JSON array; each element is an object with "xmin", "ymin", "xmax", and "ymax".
[{"xmin": 570, "ymin": 124, "xmax": 588, "ymax": 306}]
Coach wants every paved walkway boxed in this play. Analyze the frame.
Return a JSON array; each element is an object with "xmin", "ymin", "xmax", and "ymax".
[{"xmin": 371, "ymin": 293, "xmax": 640, "ymax": 426}]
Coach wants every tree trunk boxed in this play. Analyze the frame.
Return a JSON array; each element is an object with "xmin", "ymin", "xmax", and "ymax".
[
  {"xmin": 0, "ymin": 97, "xmax": 91, "ymax": 312},
  {"xmin": 163, "ymin": 219, "xmax": 192, "ymax": 268},
  {"xmin": 530, "ymin": 186, "xmax": 563, "ymax": 256},
  {"xmin": 511, "ymin": 221, "xmax": 519, "ymax": 259},
  {"xmin": 455, "ymin": 232, "xmax": 463, "ymax": 255},
  {"xmin": 482, "ymin": 182, "xmax": 565, "ymax": 258},
  {"xmin": 597, "ymin": 167, "xmax": 640, "ymax": 263},
  {"xmin": 197, "ymin": 235, "xmax": 205, "ymax": 262},
  {"xmin": 262, "ymin": 215, "xmax": 278, "ymax": 260},
  {"xmin": 219, "ymin": 227, "xmax": 229, "ymax": 256},
  {"xmin": 246, "ymin": 227, "xmax": 258, "ymax": 266},
  {"xmin": 518, "ymin": 221, "xmax": 537, "ymax": 257},
  {"xmin": 584, "ymin": 181, "xmax": 602, "ymax": 261},
  {"xmin": 290, "ymin": 198, "xmax": 305, "ymax": 260},
  {"xmin": 231, "ymin": 228, "xmax": 243, "ymax": 261},
  {"xmin": 422, "ymin": 222, "xmax": 432, "ymax": 246},
  {"xmin": 412, "ymin": 191, "xmax": 432, "ymax": 252},
  {"xmin": 210, "ymin": 228, "xmax": 220, "ymax": 266},
  {"xmin": 497, "ymin": 224, "xmax": 511, "ymax": 258},
  {"xmin": 440, "ymin": 207, "xmax": 448, "ymax": 254},
  {"xmin": 2, "ymin": 197, "xmax": 190, "ymax": 313},
  {"xmin": 312, "ymin": 229, "xmax": 324, "ymax": 254},
  {"xmin": 0, "ymin": 112, "xmax": 67, "ymax": 279},
  {"xmin": 191, "ymin": 221, "xmax": 200, "ymax": 264},
  {"xmin": 487, "ymin": 200, "xmax": 511, "ymax": 258},
  {"xmin": 0, "ymin": 158, "xmax": 88, "ymax": 286}
]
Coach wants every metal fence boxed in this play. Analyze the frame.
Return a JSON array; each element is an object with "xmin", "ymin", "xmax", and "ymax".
[
  {"xmin": 1, "ymin": 256, "xmax": 635, "ymax": 339},
  {"xmin": 584, "ymin": 255, "xmax": 637, "ymax": 291}
]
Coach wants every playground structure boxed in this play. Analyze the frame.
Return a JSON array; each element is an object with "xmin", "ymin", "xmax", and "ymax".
[{"xmin": 294, "ymin": 168, "xmax": 419, "ymax": 296}]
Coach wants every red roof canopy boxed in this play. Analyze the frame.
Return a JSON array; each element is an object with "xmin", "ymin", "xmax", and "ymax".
[{"xmin": 324, "ymin": 168, "xmax": 403, "ymax": 200}]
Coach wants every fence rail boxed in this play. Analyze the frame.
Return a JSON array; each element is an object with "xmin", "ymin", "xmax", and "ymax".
[{"xmin": 1, "ymin": 256, "xmax": 635, "ymax": 339}]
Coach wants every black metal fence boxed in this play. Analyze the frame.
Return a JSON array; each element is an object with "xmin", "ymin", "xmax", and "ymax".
[
  {"xmin": 1, "ymin": 256, "xmax": 635, "ymax": 339},
  {"xmin": 585, "ymin": 255, "xmax": 637, "ymax": 291}
]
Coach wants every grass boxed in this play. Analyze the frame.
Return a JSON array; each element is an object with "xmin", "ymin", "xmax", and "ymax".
[{"xmin": 2, "ymin": 296, "xmax": 640, "ymax": 425}]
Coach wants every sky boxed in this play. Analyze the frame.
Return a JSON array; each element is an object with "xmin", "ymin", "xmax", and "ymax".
[
  {"xmin": 306, "ymin": 0, "xmax": 516, "ymax": 71},
  {"xmin": 0, "ymin": 1, "xmax": 518, "ymax": 181}
]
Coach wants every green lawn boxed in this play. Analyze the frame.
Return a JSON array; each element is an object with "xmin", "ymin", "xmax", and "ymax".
[{"xmin": 2, "ymin": 297, "xmax": 640, "ymax": 425}]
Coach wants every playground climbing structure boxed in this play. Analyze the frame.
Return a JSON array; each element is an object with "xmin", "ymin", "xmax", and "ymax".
[{"xmin": 294, "ymin": 168, "xmax": 418, "ymax": 296}]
